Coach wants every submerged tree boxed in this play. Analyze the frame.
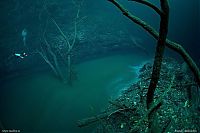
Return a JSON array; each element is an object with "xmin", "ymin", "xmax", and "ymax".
[
  {"xmin": 107, "ymin": 0, "xmax": 200, "ymax": 103},
  {"xmin": 108, "ymin": 0, "xmax": 200, "ymax": 132},
  {"xmin": 37, "ymin": 0, "xmax": 85, "ymax": 85}
]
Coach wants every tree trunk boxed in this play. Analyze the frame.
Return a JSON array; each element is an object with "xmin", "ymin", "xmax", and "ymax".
[
  {"xmin": 108, "ymin": 0, "xmax": 200, "ymax": 86},
  {"xmin": 147, "ymin": 0, "xmax": 169, "ymax": 109},
  {"xmin": 146, "ymin": 1, "xmax": 169, "ymax": 132}
]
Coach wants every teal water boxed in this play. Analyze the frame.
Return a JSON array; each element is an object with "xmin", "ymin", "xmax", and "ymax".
[{"xmin": 0, "ymin": 54, "xmax": 147, "ymax": 132}]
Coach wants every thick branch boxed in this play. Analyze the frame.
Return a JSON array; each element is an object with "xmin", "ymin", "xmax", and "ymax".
[
  {"xmin": 131, "ymin": 74, "xmax": 175, "ymax": 132},
  {"xmin": 108, "ymin": 0, "xmax": 200, "ymax": 87},
  {"xmin": 147, "ymin": 0, "xmax": 169, "ymax": 109},
  {"xmin": 128, "ymin": 0, "xmax": 162, "ymax": 16}
]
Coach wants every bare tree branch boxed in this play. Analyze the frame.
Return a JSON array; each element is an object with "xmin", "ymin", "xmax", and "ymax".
[
  {"xmin": 146, "ymin": 0, "xmax": 169, "ymax": 109},
  {"xmin": 44, "ymin": 37, "xmax": 63, "ymax": 79},
  {"xmin": 70, "ymin": 8, "xmax": 80, "ymax": 51},
  {"xmin": 42, "ymin": 0, "xmax": 84, "ymax": 85},
  {"xmin": 37, "ymin": 48, "xmax": 58, "ymax": 76},
  {"xmin": 108, "ymin": 0, "xmax": 200, "ymax": 86},
  {"xmin": 43, "ymin": 0, "xmax": 71, "ymax": 48}
]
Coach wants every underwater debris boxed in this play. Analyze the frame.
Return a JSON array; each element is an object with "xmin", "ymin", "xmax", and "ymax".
[{"xmin": 77, "ymin": 58, "xmax": 200, "ymax": 133}]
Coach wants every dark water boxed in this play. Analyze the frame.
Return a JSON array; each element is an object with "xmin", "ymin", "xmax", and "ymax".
[{"xmin": 0, "ymin": 0, "xmax": 199, "ymax": 132}]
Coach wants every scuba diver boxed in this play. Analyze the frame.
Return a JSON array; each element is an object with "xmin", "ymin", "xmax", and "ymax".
[
  {"xmin": 6, "ymin": 52, "xmax": 28, "ymax": 69},
  {"xmin": 6, "ymin": 28, "xmax": 29, "ymax": 67},
  {"xmin": 13, "ymin": 28, "xmax": 28, "ymax": 59},
  {"xmin": 14, "ymin": 52, "xmax": 28, "ymax": 59}
]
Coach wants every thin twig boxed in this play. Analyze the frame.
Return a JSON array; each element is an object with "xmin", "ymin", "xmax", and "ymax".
[
  {"xmin": 70, "ymin": 9, "xmax": 79, "ymax": 50},
  {"xmin": 44, "ymin": 37, "xmax": 63, "ymax": 79},
  {"xmin": 43, "ymin": 0, "xmax": 71, "ymax": 48},
  {"xmin": 37, "ymin": 49, "xmax": 58, "ymax": 76}
]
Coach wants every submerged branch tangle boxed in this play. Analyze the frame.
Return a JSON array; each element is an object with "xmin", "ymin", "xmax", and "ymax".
[{"xmin": 107, "ymin": 0, "xmax": 200, "ymax": 87}]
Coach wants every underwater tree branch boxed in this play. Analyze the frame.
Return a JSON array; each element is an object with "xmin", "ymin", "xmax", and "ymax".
[
  {"xmin": 41, "ymin": 19, "xmax": 63, "ymax": 79},
  {"xmin": 146, "ymin": 0, "xmax": 169, "ymax": 109},
  {"xmin": 36, "ymin": 14, "xmax": 58, "ymax": 77},
  {"xmin": 67, "ymin": 2, "xmax": 81, "ymax": 85},
  {"xmin": 147, "ymin": 0, "xmax": 169, "ymax": 125},
  {"xmin": 42, "ymin": 0, "xmax": 83, "ymax": 85},
  {"xmin": 130, "ymin": 100, "xmax": 162, "ymax": 132},
  {"xmin": 43, "ymin": 0, "xmax": 71, "ymax": 48},
  {"xmin": 38, "ymin": 14, "xmax": 64, "ymax": 80},
  {"xmin": 69, "ymin": 7, "xmax": 79, "ymax": 52},
  {"xmin": 128, "ymin": 0, "xmax": 162, "ymax": 16},
  {"xmin": 37, "ymin": 48, "xmax": 58, "ymax": 76},
  {"xmin": 131, "ymin": 74, "xmax": 175, "ymax": 132},
  {"xmin": 71, "ymin": 19, "xmax": 77, "ymax": 50},
  {"xmin": 108, "ymin": 0, "xmax": 200, "ymax": 87},
  {"xmin": 50, "ymin": 18, "xmax": 71, "ymax": 48},
  {"xmin": 44, "ymin": 37, "xmax": 63, "ymax": 79}
]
